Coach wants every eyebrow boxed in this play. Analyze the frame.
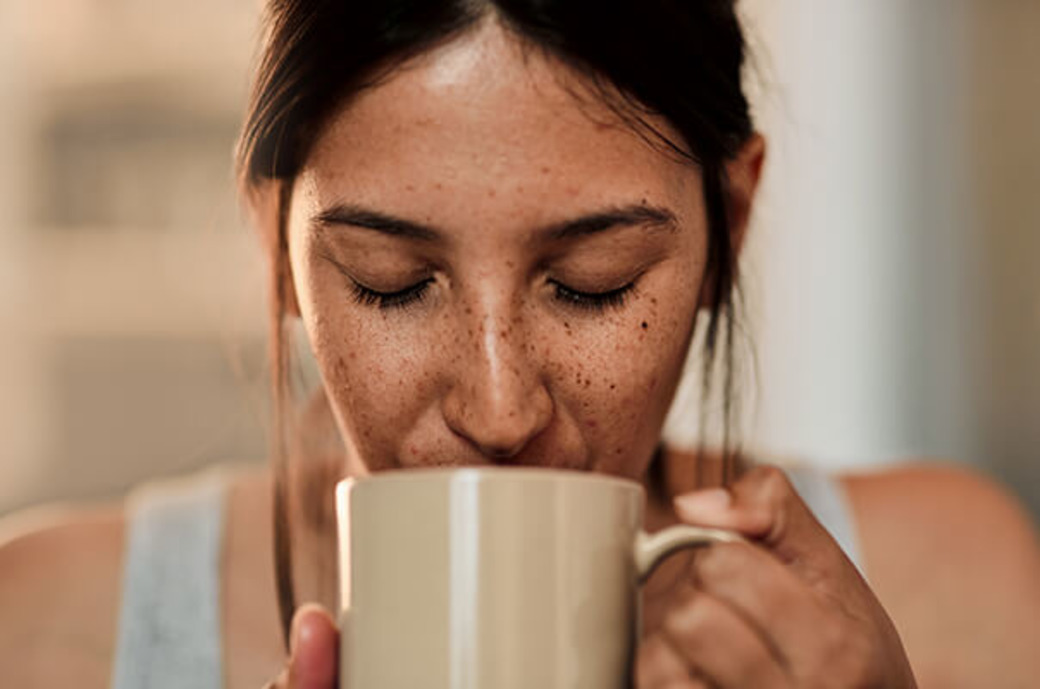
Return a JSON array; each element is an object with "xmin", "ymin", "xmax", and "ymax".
[{"xmin": 311, "ymin": 203, "xmax": 678, "ymax": 243}]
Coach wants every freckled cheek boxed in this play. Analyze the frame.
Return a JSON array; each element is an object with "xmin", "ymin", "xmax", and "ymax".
[
  {"xmin": 310, "ymin": 317, "xmax": 443, "ymax": 452},
  {"xmin": 558, "ymin": 311, "xmax": 689, "ymax": 473}
]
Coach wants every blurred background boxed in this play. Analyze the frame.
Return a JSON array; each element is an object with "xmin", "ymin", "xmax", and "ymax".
[{"xmin": 0, "ymin": 1, "xmax": 1037, "ymax": 524}]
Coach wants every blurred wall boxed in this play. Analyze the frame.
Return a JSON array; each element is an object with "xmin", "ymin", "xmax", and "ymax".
[
  {"xmin": 0, "ymin": 1, "xmax": 269, "ymax": 514},
  {"xmin": 967, "ymin": 0, "xmax": 1040, "ymax": 520},
  {"xmin": 735, "ymin": 0, "xmax": 1039, "ymax": 521},
  {"xmin": 740, "ymin": 0, "xmax": 982, "ymax": 464},
  {"xmin": 742, "ymin": 0, "xmax": 940, "ymax": 467}
]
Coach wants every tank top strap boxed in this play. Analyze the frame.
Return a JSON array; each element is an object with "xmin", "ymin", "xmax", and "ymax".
[
  {"xmin": 111, "ymin": 467, "xmax": 229, "ymax": 689},
  {"xmin": 781, "ymin": 464, "xmax": 867, "ymax": 580}
]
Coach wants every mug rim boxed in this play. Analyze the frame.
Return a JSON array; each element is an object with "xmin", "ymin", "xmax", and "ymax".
[{"xmin": 340, "ymin": 466, "xmax": 642, "ymax": 493}]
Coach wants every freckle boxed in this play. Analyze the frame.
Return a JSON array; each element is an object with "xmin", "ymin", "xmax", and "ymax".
[
  {"xmin": 610, "ymin": 384, "xmax": 616, "ymax": 390},
  {"xmin": 541, "ymin": 166, "xmax": 550, "ymax": 174},
  {"xmin": 405, "ymin": 184, "xmax": 415, "ymax": 192}
]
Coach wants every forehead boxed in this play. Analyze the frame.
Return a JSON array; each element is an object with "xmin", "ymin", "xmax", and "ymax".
[{"xmin": 299, "ymin": 18, "xmax": 700, "ymax": 226}]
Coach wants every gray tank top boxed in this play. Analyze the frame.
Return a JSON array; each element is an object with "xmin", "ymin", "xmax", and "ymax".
[
  {"xmin": 109, "ymin": 464, "xmax": 864, "ymax": 689},
  {"xmin": 111, "ymin": 468, "xmax": 227, "ymax": 689}
]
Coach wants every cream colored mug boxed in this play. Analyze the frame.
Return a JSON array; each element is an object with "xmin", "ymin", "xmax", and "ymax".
[{"xmin": 335, "ymin": 467, "xmax": 743, "ymax": 689}]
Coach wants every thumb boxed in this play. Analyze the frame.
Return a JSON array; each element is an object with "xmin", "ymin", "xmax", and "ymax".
[
  {"xmin": 287, "ymin": 603, "xmax": 339, "ymax": 689},
  {"xmin": 673, "ymin": 465, "xmax": 845, "ymax": 570}
]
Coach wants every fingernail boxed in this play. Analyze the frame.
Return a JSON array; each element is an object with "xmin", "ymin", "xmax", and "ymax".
[
  {"xmin": 674, "ymin": 487, "xmax": 731, "ymax": 516},
  {"xmin": 290, "ymin": 609, "xmax": 304, "ymax": 655}
]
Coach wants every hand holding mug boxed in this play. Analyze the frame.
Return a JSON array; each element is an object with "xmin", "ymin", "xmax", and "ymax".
[
  {"xmin": 266, "ymin": 465, "xmax": 917, "ymax": 688},
  {"xmin": 636, "ymin": 465, "xmax": 918, "ymax": 688}
]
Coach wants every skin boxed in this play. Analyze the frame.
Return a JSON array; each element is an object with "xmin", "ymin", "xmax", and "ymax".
[
  {"xmin": 2, "ymin": 14, "xmax": 1039, "ymax": 689},
  {"xmin": 285, "ymin": 26, "xmax": 706, "ymax": 484},
  {"xmin": 272, "ymin": 18, "xmax": 913, "ymax": 688}
]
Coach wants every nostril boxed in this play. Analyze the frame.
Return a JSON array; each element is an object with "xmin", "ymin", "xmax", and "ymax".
[
  {"xmin": 443, "ymin": 407, "xmax": 549, "ymax": 463},
  {"xmin": 482, "ymin": 443, "xmax": 526, "ymax": 464}
]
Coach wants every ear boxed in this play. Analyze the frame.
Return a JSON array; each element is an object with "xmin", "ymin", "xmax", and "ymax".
[
  {"xmin": 696, "ymin": 134, "xmax": 767, "ymax": 311},
  {"xmin": 245, "ymin": 179, "xmax": 302, "ymax": 319},
  {"xmin": 725, "ymin": 132, "xmax": 767, "ymax": 258}
]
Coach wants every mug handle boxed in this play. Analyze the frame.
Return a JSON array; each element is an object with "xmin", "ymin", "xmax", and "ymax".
[{"xmin": 634, "ymin": 525, "xmax": 747, "ymax": 583}]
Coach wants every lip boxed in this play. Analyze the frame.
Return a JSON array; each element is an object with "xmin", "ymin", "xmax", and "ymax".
[
  {"xmin": 347, "ymin": 464, "xmax": 640, "ymax": 491},
  {"xmin": 394, "ymin": 453, "xmax": 497, "ymax": 470},
  {"xmin": 394, "ymin": 451, "xmax": 598, "ymax": 474}
]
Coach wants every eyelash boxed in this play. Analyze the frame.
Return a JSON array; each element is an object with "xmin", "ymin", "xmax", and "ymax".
[
  {"xmin": 550, "ymin": 281, "xmax": 636, "ymax": 312},
  {"xmin": 350, "ymin": 278, "xmax": 434, "ymax": 310},
  {"xmin": 350, "ymin": 277, "xmax": 636, "ymax": 313}
]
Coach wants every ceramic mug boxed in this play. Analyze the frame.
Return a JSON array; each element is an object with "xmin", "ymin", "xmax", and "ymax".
[{"xmin": 335, "ymin": 467, "xmax": 743, "ymax": 689}]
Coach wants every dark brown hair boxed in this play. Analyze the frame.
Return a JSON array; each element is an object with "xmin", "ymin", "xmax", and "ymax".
[{"xmin": 236, "ymin": 0, "xmax": 754, "ymax": 647}]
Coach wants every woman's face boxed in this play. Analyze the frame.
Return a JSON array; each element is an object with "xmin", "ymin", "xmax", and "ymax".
[{"xmin": 286, "ymin": 21, "xmax": 712, "ymax": 483}]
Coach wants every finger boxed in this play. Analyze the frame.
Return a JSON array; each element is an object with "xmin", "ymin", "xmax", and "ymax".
[
  {"xmin": 673, "ymin": 465, "xmax": 849, "ymax": 575},
  {"xmin": 661, "ymin": 589, "xmax": 791, "ymax": 688},
  {"xmin": 636, "ymin": 633, "xmax": 712, "ymax": 688},
  {"xmin": 287, "ymin": 603, "xmax": 339, "ymax": 689},
  {"xmin": 691, "ymin": 541, "xmax": 835, "ymax": 673}
]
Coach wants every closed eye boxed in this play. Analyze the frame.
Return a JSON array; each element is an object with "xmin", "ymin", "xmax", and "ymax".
[
  {"xmin": 350, "ymin": 278, "xmax": 434, "ymax": 310},
  {"xmin": 551, "ymin": 281, "xmax": 636, "ymax": 312}
]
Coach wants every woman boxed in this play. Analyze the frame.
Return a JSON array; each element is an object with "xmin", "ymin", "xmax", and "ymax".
[{"xmin": 2, "ymin": 1, "xmax": 1039, "ymax": 687}]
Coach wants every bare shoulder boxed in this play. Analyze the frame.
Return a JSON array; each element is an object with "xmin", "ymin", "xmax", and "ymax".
[
  {"xmin": 841, "ymin": 462, "xmax": 1040, "ymax": 687},
  {"xmin": 840, "ymin": 462, "xmax": 1040, "ymax": 589},
  {"xmin": 0, "ymin": 501, "xmax": 126, "ymax": 687}
]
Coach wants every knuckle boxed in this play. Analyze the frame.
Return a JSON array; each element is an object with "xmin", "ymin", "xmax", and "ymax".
[
  {"xmin": 755, "ymin": 465, "xmax": 796, "ymax": 504},
  {"xmin": 839, "ymin": 633, "xmax": 877, "ymax": 682},
  {"xmin": 739, "ymin": 645, "xmax": 783, "ymax": 686},
  {"xmin": 638, "ymin": 633, "xmax": 676, "ymax": 667},
  {"xmin": 738, "ymin": 465, "xmax": 798, "ymax": 529},
  {"xmin": 694, "ymin": 541, "xmax": 745, "ymax": 581},
  {"xmin": 661, "ymin": 592, "xmax": 713, "ymax": 646},
  {"xmin": 818, "ymin": 617, "xmax": 847, "ymax": 655},
  {"xmin": 635, "ymin": 634, "xmax": 689, "ymax": 687},
  {"xmin": 816, "ymin": 622, "xmax": 876, "ymax": 685}
]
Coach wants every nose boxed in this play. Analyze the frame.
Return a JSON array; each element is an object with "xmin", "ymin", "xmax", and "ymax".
[{"xmin": 441, "ymin": 307, "xmax": 553, "ymax": 460}]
